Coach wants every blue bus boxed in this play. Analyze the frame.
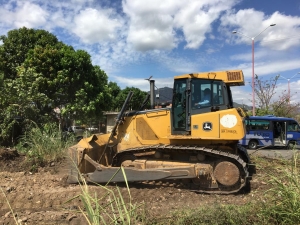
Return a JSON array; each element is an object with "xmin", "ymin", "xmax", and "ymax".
[{"xmin": 239, "ymin": 115, "xmax": 300, "ymax": 149}]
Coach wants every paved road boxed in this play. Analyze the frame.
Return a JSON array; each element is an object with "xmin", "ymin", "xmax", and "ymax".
[{"xmin": 247, "ymin": 148, "xmax": 300, "ymax": 159}]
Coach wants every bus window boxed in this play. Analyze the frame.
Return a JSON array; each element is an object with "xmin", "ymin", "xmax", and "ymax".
[
  {"xmin": 246, "ymin": 119, "xmax": 270, "ymax": 130},
  {"xmin": 287, "ymin": 121, "xmax": 299, "ymax": 132}
]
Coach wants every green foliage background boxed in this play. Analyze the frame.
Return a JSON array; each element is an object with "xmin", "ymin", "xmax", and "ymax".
[{"xmin": 0, "ymin": 27, "xmax": 147, "ymax": 146}]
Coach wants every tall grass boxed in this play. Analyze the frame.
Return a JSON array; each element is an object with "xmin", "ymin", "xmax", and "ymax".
[
  {"xmin": 17, "ymin": 123, "xmax": 74, "ymax": 169},
  {"xmin": 259, "ymin": 150, "xmax": 300, "ymax": 224},
  {"xmin": 67, "ymin": 166, "xmax": 143, "ymax": 224},
  {"xmin": 0, "ymin": 187, "xmax": 20, "ymax": 224}
]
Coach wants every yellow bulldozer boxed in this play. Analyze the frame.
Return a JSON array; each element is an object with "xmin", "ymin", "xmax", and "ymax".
[{"xmin": 67, "ymin": 70, "xmax": 254, "ymax": 194}]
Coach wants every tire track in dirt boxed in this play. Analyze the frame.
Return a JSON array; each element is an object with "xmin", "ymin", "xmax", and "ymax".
[{"xmin": 0, "ymin": 170, "xmax": 87, "ymax": 224}]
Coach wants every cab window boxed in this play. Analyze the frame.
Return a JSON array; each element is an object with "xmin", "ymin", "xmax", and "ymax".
[{"xmin": 191, "ymin": 80, "xmax": 224, "ymax": 109}]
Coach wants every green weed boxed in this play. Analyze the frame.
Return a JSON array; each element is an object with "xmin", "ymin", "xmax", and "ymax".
[
  {"xmin": 67, "ymin": 165, "xmax": 144, "ymax": 224},
  {"xmin": 17, "ymin": 122, "xmax": 74, "ymax": 169},
  {"xmin": 259, "ymin": 150, "xmax": 300, "ymax": 225}
]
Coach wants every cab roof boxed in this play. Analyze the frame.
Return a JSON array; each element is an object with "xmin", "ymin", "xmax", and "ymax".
[{"xmin": 174, "ymin": 70, "xmax": 245, "ymax": 86}]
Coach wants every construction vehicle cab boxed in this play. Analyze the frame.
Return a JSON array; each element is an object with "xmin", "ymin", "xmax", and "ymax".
[{"xmin": 172, "ymin": 71, "xmax": 244, "ymax": 135}]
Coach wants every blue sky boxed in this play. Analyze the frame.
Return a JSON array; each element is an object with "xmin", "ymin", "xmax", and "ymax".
[{"xmin": 0, "ymin": 0, "xmax": 300, "ymax": 105}]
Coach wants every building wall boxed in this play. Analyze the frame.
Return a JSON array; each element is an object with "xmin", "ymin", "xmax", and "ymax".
[{"xmin": 105, "ymin": 112, "xmax": 119, "ymax": 133}]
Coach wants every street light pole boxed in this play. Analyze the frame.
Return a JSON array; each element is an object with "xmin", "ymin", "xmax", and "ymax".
[
  {"xmin": 233, "ymin": 24, "xmax": 276, "ymax": 116},
  {"xmin": 280, "ymin": 72, "xmax": 300, "ymax": 104},
  {"xmin": 252, "ymin": 37, "xmax": 255, "ymax": 116}
]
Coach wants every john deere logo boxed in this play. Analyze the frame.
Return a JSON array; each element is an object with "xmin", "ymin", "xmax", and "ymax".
[{"xmin": 203, "ymin": 122, "xmax": 212, "ymax": 131}]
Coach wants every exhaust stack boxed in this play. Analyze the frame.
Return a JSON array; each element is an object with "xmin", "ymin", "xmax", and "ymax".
[{"xmin": 150, "ymin": 80, "xmax": 155, "ymax": 109}]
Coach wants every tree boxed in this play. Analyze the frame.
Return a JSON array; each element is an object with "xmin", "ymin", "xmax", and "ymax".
[
  {"xmin": 115, "ymin": 87, "xmax": 148, "ymax": 111},
  {"xmin": 270, "ymin": 93, "xmax": 300, "ymax": 118},
  {"xmin": 0, "ymin": 27, "xmax": 59, "ymax": 79},
  {"xmin": 0, "ymin": 72, "xmax": 3, "ymax": 87},
  {"xmin": 0, "ymin": 67, "xmax": 51, "ymax": 145},
  {"xmin": 254, "ymin": 74, "xmax": 279, "ymax": 115},
  {"xmin": 107, "ymin": 81, "xmax": 121, "ymax": 111},
  {"xmin": 0, "ymin": 27, "xmax": 111, "ymax": 145},
  {"xmin": 23, "ymin": 44, "xmax": 110, "ymax": 120},
  {"xmin": 254, "ymin": 74, "xmax": 300, "ymax": 119}
]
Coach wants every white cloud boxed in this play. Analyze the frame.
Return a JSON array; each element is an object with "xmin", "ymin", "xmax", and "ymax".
[
  {"xmin": 48, "ymin": 11, "xmax": 72, "ymax": 31},
  {"xmin": 174, "ymin": 0, "xmax": 238, "ymax": 49},
  {"xmin": 126, "ymin": 24, "xmax": 176, "ymax": 51},
  {"xmin": 232, "ymin": 58, "xmax": 300, "ymax": 79},
  {"xmin": 0, "ymin": 1, "xmax": 48, "ymax": 28},
  {"xmin": 90, "ymin": 40, "xmax": 145, "ymax": 74},
  {"xmin": 123, "ymin": 0, "xmax": 179, "ymax": 51},
  {"xmin": 72, "ymin": 8, "xmax": 123, "ymax": 44},
  {"xmin": 123, "ymin": 0, "xmax": 239, "ymax": 51},
  {"xmin": 154, "ymin": 53, "xmax": 200, "ymax": 73},
  {"xmin": 221, "ymin": 9, "xmax": 300, "ymax": 51},
  {"xmin": 231, "ymin": 86, "xmax": 252, "ymax": 104},
  {"xmin": 0, "ymin": 0, "xmax": 243, "ymax": 74},
  {"xmin": 206, "ymin": 48, "xmax": 218, "ymax": 54},
  {"xmin": 261, "ymin": 12, "xmax": 300, "ymax": 50},
  {"xmin": 222, "ymin": 9, "xmax": 300, "ymax": 83},
  {"xmin": 230, "ymin": 49, "xmax": 268, "ymax": 61},
  {"xmin": 255, "ymin": 60, "xmax": 300, "ymax": 76}
]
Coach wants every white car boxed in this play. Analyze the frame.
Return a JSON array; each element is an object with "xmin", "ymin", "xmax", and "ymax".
[
  {"xmin": 86, "ymin": 126, "xmax": 98, "ymax": 132},
  {"xmin": 69, "ymin": 126, "xmax": 85, "ymax": 136}
]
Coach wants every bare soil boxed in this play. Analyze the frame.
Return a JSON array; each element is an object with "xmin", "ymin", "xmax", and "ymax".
[{"xmin": 0, "ymin": 147, "xmax": 274, "ymax": 225}]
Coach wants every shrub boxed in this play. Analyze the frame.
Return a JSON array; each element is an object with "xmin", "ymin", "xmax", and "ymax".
[{"xmin": 17, "ymin": 123, "xmax": 74, "ymax": 169}]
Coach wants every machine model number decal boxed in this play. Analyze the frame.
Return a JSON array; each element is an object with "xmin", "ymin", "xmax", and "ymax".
[
  {"xmin": 220, "ymin": 114, "xmax": 237, "ymax": 128},
  {"xmin": 203, "ymin": 122, "xmax": 212, "ymax": 131},
  {"xmin": 221, "ymin": 129, "xmax": 237, "ymax": 134}
]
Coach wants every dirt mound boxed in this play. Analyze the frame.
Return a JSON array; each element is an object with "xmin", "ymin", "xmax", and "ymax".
[
  {"xmin": 0, "ymin": 148, "xmax": 19, "ymax": 160},
  {"xmin": 0, "ymin": 148, "xmax": 27, "ymax": 173}
]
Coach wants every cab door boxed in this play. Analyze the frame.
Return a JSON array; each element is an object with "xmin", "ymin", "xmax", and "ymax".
[{"xmin": 171, "ymin": 78, "xmax": 191, "ymax": 135}]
